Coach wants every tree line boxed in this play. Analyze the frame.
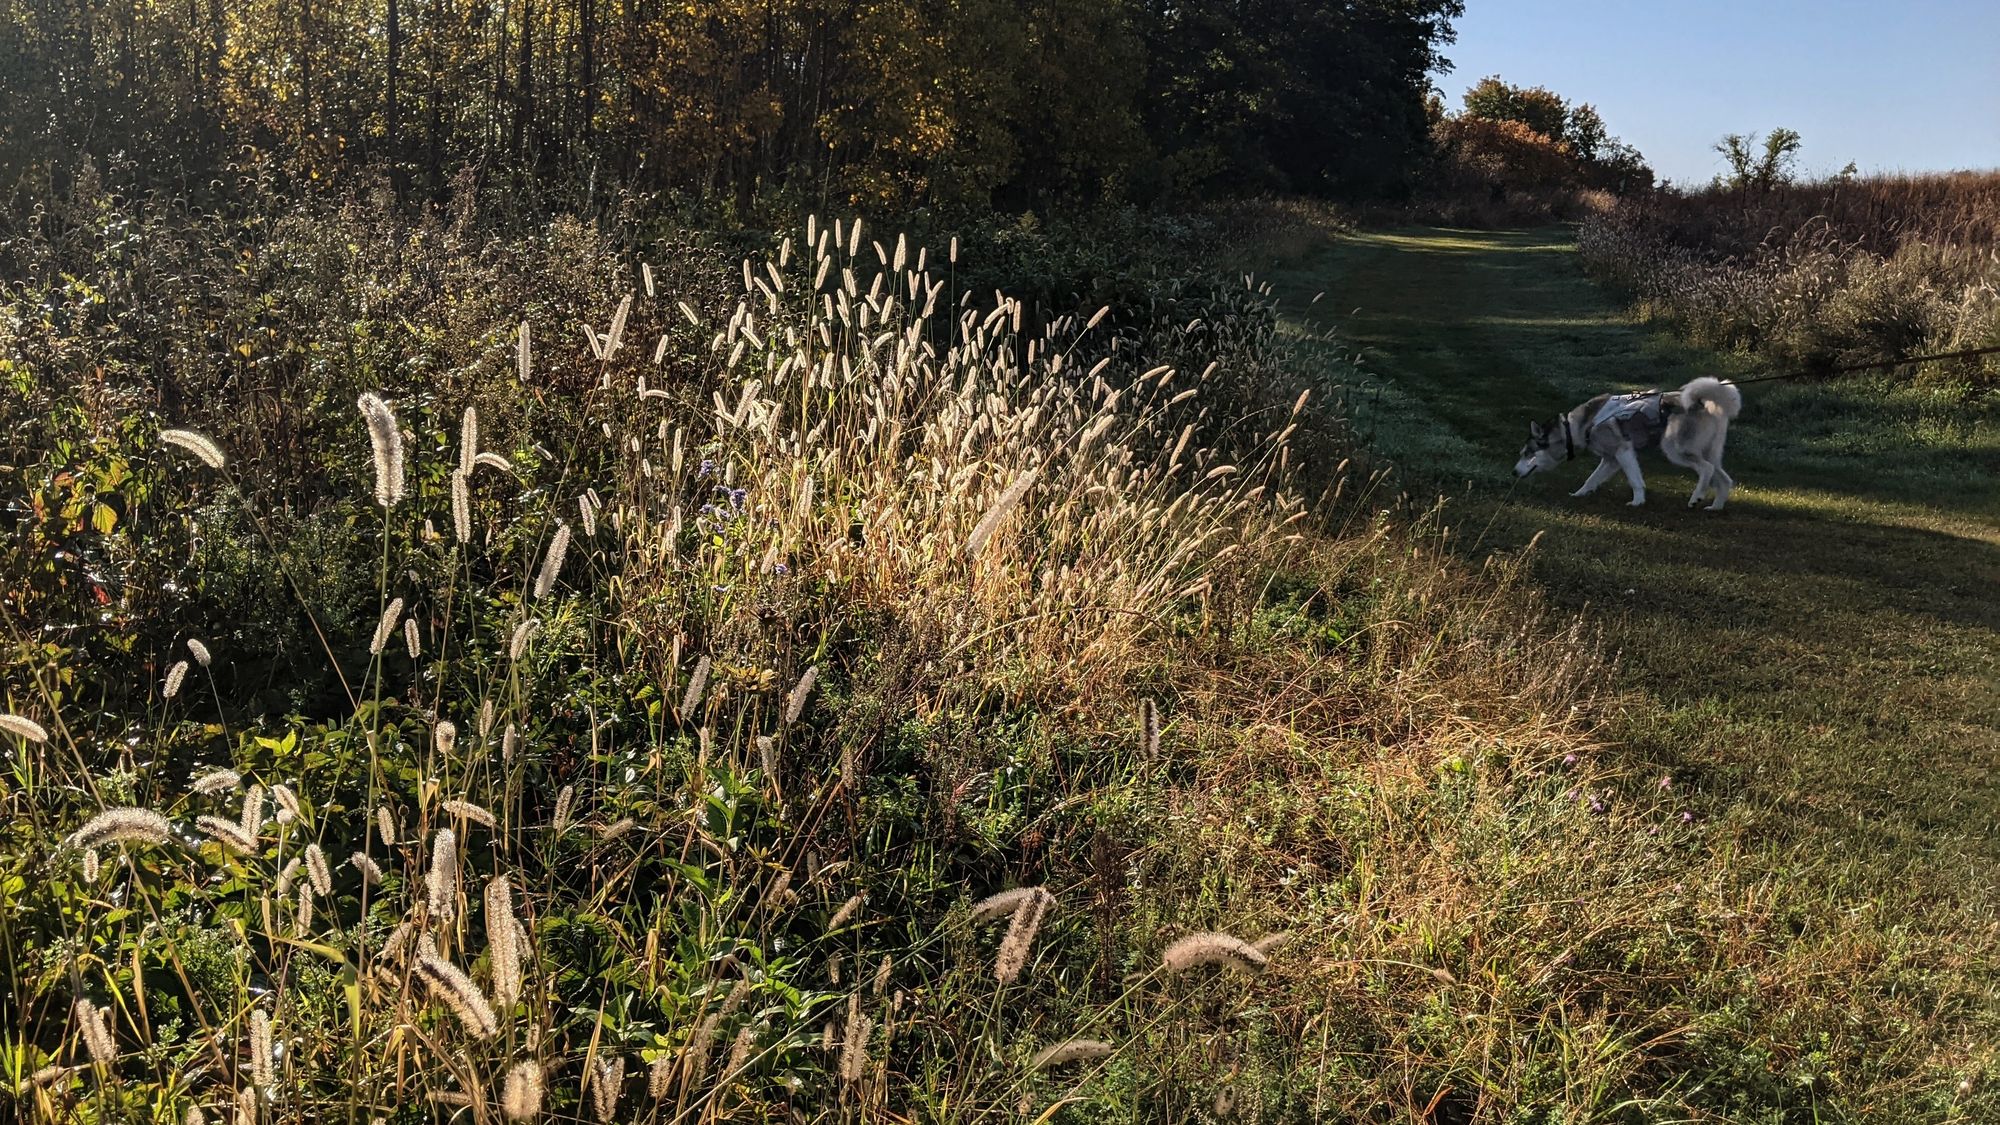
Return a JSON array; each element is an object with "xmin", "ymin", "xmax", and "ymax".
[{"xmin": 0, "ymin": 0, "xmax": 1464, "ymax": 213}]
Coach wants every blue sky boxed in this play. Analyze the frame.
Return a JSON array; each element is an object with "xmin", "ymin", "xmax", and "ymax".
[{"xmin": 1440, "ymin": 0, "xmax": 2000, "ymax": 185}]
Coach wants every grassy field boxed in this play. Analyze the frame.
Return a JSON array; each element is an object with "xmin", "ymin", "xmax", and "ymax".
[{"xmin": 1264, "ymin": 225, "xmax": 2000, "ymax": 1118}]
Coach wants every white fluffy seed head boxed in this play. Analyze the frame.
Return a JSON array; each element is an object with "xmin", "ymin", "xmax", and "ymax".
[
  {"xmin": 159, "ymin": 656, "xmax": 187, "ymax": 700},
  {"xmin": 502, "ymin": 1060, "xmax": 544, "ymax": 1120},
  {"xmin": 426, "ymin": 828, "xmax": 458, "ymax": 921},
  {"xmin": 357, "ymin": 393, "xmax": 406, "ymax": 508},
  {"xmin": 1160, "ymin": 932, "xmax": 1268, "ymax": 975},
  {"xmin": 196, "ymin": 815, "xmax": 256, "ymax": 854},
  {"xmin": 0, "ymin": 714, "xmax": 50, "ymax": 743},
  {"xmin": 458, "ymin": 406, "xmax": 479, "ymax": 476},
  {"xmin": 414, "ymin": 951, "xmax": 499, "ymax": 1038},
  {"xmin": 186, "ymin": 638, "xmax": 213, "ymax": 668},
  {"xmin": 441, "ymin": 799, "xmax": 495, "ymax": 828},
  {"xmin": 304, "ymin": 844, "xmax": 333, "ymax": 896},
  {"xmin": 509, "ymin": 619, "xmax": 541, "ymax": 662},
  {"xmin": 350, "ymin": 850, "xmax": 383, "ymax": 885},
  {"xmin": 370, "ymin": 598, "xmax": 405, "ymax": 655},
  {"xmin": 66, "ymin": 808, "xmax": 172, "ymax": 850},
  {"xmin": 532, "ymin": 524, "xmax": 571, "ymax": 600},
  {"xmin": 451, "ymin": 470, "xmax": 472, "ymax": 544},
  {"xmin": 1030, "ymin": 1038, "xmax": 1115, "ymax": 1069},
  {"xmin": 159, "ymin": 428, "xmax": 227, "ymax": 469}
]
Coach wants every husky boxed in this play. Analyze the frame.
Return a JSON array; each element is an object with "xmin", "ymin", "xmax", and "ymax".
[{"xmin": 1513, "ymin": 376, "xmax": 1743, "ymax": 509}]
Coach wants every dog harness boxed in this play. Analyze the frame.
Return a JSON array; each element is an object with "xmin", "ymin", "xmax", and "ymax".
[{"xmin": 1583, "ymin": 391, "xmax": 1667, "ymax": 448}]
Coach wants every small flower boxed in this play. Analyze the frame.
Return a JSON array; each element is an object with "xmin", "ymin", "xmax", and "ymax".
[
  {"xmin": 1680, "ymin": 810, "xmax": 1695, "ymax": 824},
  {"xmin": 1562, "ymin": 753, "xmax": 1578, "ymax": 767},
  {"xmin": 772, "ymin": 563, "xmax": 789, "ymax": 576},
  {"xmin": 1657, "ymin": 775, "xmax": 1673, "ymax": 791},
  {"xmin": 698, "ymin": 458, "xmax": 715, "ymax": 477}
]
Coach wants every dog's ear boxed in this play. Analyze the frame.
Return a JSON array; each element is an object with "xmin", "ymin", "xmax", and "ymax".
[{"xmin": 1528, "ymin": 420, "xmax": 1545, "ymax": 439}]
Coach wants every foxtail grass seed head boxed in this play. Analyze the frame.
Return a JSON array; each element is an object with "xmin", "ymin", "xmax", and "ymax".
[
  {"xmin": 1142, "ymin": 698, "xmax": 1161, "ymax": 759},
  {"xmin": 357, "ymin": 392, "xmax": 406, "ymax": 507},
  {"xmin": 304, "ymin": 844, "xmax": 333, "ymax": 896},
  {"xmin": 551, "ymin": 786, "xmax": 575, "ymax": 834},
  {"xmin": 994, "ymin": 888, "xmax": 1051, "ymax": 986},
  {"xmin": 871, "ymin": 955, "xmax": 892, "ymax": 997},
  {"xmin": 376, "ymin": 805, "xmax": 396, "ymax": 847},
  {"xmin": 828, "ymin": 893, "xmax": 864, "ymax": 932},
  {"xmin": 198, "ymin": 815, "xmax": 257, "ymax": 854},
  {"xmin": 76, "ymin": 998, "xmax": 116, "ymax": 1066},
  {"xmin": 239, "ymin": 785, "xmax": 265, "ymax": 836},
  {"xmin": 452, "ymin": 471, "xmax": 472, "ymax": 543},
  {"xmin": 234, "ymin": 1087, "xmax": 255, "ymax": 1125},
  {"xmin": 503, "ymin": 723, "xmax": 520, "ymax": 764},
  {"xmin": 680, "ymin": 656, "xmax": 712, "ymax": 716},
  {"xmin": 185, "ymin": 1103, "xmax": 205, "ymax": 1125},
  {"xmin": 1160, "ymin": 932, "xmax": 1268, "ymax": 975},
  {"xmin": 248, "ymin": 1009, "xmax": 273, "ymax": 1088},
  {"xmin": 725, "ymin": 1024, "xmax": 756, "ymax": 1078},
  {"xmin": 370, "ymin": 598, "xmax": 404, "ymax": 655},
  {"xmin": 404, "ymin": 617, "xmax": 422, "ymax": 659},
  {"xmin": 839, "ymin": 994, "xmax": 870, "ymax": 1084},
  {"xmin": 965, "ymin": 467, "xmax": 1040, "ymax": 560},
  {"xmin": 414, "ymin": 951, "xmax": 500, "ymax": 1038},
  {"xmin": 187, "ymin": 638, "xmax": 213, "ymax": 668},
  {"xmin": 486, "ymin": 876, "xmax": 522, "ymax": 1009},
  {"xmin": 509, "ymin": 619, "xmax": 541, "ymax": 661},
  {"xmin": 275, "ymin": 857, "xmax": 302, "ymax": 895},
  {"xmin": 81, "ymin": 848, "xmax": 100, "ymax": 881},
  {"xmin": 270, "ymin": 783, "xmax": 303, "ymax": 825},
  {"xmin": 295, "ymin": 885, "xmax": 314, "ymax": 930},
  {"xmin": 968, "ymin": 886, "xmax": 1047, "ymax": 927},
  {"xmin": 66, "ymin": 808, "xmax": 172, "ymax": 850},
  {"xmin": 648, "ymin": 1054, "xmax": 674, "ymax": 1100},
  {"xmin": 0, "ymin": 714, "xmax": 49, "ymax": 743},
  {"xmin": 783, "ymin": 665, "xmax": 819, "ymax": 726},
  {"xmin": 442, "ymin": 798, "xmax": 495, "ymax": 828},
  {"xmin": 459, "ymin": 406, "xmax": 479, "ymax": 476},
  {"xmin": 532, "ymin": 524, "xmax": 570, "ymax": 600},
  {"xmin": 502, "ymin": 1061, "xmax": 544, "ymax": 1120},
  {"xmin": 350, "ymin": 851, "xmax": 383, "ymax": 885},
  {"xmin": 578, "ymin": 492, "xmax": 598, "ymax": 536},
  {"xmin": 435, "ymin": 720, "xmax": 457, "ymax": 758},
  {"xmin": 1030, "ymin": 1039, "xmax": 1114, "ymax": 1070},
  {"xmin": 590, "ymin": 1056, "xmax": 625, "ymax": 1122},
  {"xmin": 427, "ymin": 828, "xmax": 459, "ymax": 921},
  {"xmin": 160, "ymin": 428, "xmax": 227, "ymax": 469},
  {"xmin": 597, "ymin": 817, "xmax": 635, "ymax": 842},
  {"xmin": 475, "ymin": 451, "xmax": 513, "ymax": 474}
]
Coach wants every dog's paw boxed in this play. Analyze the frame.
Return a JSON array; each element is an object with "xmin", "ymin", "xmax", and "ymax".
[
  {"xmin": 1626, "ymin": 497, "xmax": 1646, "ymax": 507},
  {"xmin": 1570, "ymin": 487, "xmax": 1596, "ymax": 498},
  {"xmin": 1705, "ymin": 500, "xmax": 1727, "ymax": 511}
]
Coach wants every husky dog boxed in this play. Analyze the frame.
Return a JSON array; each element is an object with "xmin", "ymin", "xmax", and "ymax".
[{"xmin": 1513, "ymin": 376, "xmax": 1743, "ymax": 508}]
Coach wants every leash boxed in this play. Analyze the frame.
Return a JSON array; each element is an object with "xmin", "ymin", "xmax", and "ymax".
[{"xmin": 1719, "ymin": 342, "xmax": 2000, "ymax": 389}]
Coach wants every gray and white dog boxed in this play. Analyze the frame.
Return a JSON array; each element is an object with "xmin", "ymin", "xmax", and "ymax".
[{"xmin": 1513, "ymin": 376, "xmax": 1743, "ymax": 508}]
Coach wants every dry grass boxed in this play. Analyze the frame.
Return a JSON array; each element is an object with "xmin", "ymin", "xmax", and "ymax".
[{"xmin": 0, "ymin": 213, "xmax": 1638, "ymax": 1123}]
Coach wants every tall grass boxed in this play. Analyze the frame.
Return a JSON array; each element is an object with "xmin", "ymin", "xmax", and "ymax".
[
  {"xmin": 1, "ymin": 204, "xmax": 1697, "ymax": 1121},
  {"xmin": 1579, "ymin": 173, "xmax": 2000, "ymax": 381}
]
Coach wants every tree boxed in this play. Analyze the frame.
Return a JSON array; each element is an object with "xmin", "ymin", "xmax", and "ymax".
[
  {"xmin": 1715, "ymin": 128, "xmax": 1802, "ymax": 192},
  {"xmin": 1460, "ymin": 76, "xmax": 1569, "ymax": 143}
]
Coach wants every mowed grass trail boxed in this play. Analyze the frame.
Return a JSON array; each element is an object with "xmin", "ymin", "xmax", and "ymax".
[{"xmin": 1274, "ymin": 227, "xmax": 2000, "ymax": 1113}]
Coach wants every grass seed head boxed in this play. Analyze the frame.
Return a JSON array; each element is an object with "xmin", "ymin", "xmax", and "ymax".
[{"xmin": 1160, "ymin": 931, "xmax": 1268, "ymax": 975}]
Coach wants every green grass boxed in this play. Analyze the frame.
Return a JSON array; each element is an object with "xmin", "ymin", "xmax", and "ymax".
[{"xmin": 1260, "ymin": 225, "xmax": 2000, "ymax": 1117}]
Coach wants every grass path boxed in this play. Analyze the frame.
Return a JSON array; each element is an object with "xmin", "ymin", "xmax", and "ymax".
[{"xmin": 1270, "ymin": 226, "xmax": 2000, "ymax": 1113}]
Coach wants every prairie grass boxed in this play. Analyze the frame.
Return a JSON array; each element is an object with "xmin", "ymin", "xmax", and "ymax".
[
  {"xmin": 1580, "ymin": 173, "xmax": 2000, "ymax": 381},
  {"xmin": 0, "ymin": 206, "xmax": 1645, "ymax": 1123}
]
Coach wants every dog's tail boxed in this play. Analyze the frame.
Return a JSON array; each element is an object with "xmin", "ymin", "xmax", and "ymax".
[{"xmin": 1679, "ymin": 376, "xmax": 1742, "ymax": 420}]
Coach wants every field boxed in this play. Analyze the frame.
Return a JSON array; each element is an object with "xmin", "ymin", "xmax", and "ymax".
[{"xmin": 1264, "ymin": 224, "xmax": 2000, "ymax": 1120}]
